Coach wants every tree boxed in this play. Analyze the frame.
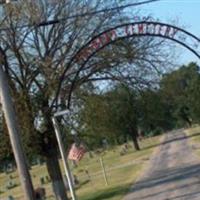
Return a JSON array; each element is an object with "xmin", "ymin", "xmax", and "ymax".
[
  {"xmin": 180, "ymin": 62, "xmax": 200, "ymax": 124},
  {"xmin": 78, "ymin": 84, "xmax": 141, "ymax": 150},
  {"xmin": 160, "ymin": 62, "xmax": 200, "ymax": 127},
  {"xmin": 0, "ymin": 110, "xmax": 13, "ymax": 170},
  {"xmin": 138, "ymin": 88, "xmax": 175, "ymax": 134},
  {"xmin": 79, "ymin": 93, "xmax": 113, "ymax": 148},
  {"xmin": 108, "ymin": 84, "xmax": 141, "ymax": 150},
  {"xmin": 0, "ymin": 0, "xmax": 177, "ymax": 199},
  {"xmin": 0, "ymin": 1, "xmax": 144, "ymax": 199}
]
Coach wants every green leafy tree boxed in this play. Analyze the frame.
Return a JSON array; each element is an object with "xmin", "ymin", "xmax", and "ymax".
[
  {"xmin": 0, "ymin": 111, "xmax": 13, "ymax": 170},
  {"xmin": 138, "ymin": 89, "xmax": 175, "ymax": 134},
  {"xmin": 107, "ymin": 85, "xmax": 140, "ymax": 150},
  {"xmin": 185, "ymin": 63, "xmax": 200, "ymax": 123},
  {"xmin": 79, "ymin": 84, "xmax": 141, "ymax": 150},
  {"xmin": 160, "ymin": 62, "xmax": 200, "ymax": 127}
]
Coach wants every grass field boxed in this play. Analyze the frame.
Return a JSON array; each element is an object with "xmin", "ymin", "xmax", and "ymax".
[{"xmin": 0, "ymin": 136, "xmax": 162, "ymax": 200}]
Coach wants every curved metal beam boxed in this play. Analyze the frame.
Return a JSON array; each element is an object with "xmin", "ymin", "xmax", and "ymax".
[{"xmin": 53, "ymin": 21, "xmax": 200, "ymax": 108}]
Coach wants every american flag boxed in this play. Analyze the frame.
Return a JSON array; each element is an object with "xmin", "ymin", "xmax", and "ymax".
[{"xmin": 68, "ymin": 143, "xmax": 86, "ymax": 162}]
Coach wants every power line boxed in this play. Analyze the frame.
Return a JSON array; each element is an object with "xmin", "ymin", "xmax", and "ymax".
[
  {"xmin": 0, "ymin": 0, "xmax": 161, "ymax": 30},
  {"xmin": 38, "ymin": 0, "xmax": 161, "ymax": 27},
  {"xmin": 66, "ymin": 0, "xmax": 161, "ymax": 19}
]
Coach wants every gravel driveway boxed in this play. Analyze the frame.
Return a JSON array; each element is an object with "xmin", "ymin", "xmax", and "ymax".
[{"xmin": 124, "ymin": 129, "xmax": 200, "ymax": 200}]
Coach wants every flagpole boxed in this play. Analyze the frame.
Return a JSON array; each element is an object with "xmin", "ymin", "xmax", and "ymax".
[{"xmin": 52, "ymin": 117, "xmax": 77, "ymax": 200}]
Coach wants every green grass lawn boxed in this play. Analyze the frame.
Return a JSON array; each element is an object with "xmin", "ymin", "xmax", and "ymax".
[{"xmin": 0, "ymin": 136, "xmax": 162, "ymax": 200}]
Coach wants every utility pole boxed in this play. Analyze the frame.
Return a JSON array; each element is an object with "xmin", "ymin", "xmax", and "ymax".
[
  {"xmin": 0, "ymin": 65, "xmax": 35, "ymax": 200},
  {"xmin": 0, "ymin": 1, "xmax": 35, "ymax": 197}
]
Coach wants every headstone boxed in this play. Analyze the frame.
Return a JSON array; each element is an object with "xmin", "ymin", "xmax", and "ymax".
[
  {"xmin": 73, "ymin": 175, "xmax": 79, "ymax": 185},
  {"xmin": 63, "ymin": 175, "xmax": 69, "ymax": 190},
  {"xmin": 40, "ymin": 177, "xmax": 45, "ymax": 185},
  {"xmin": 63, "ymin": 174, "xmax": 76, "ymax": 190},
  {"xmin": 102, "ymin": 138, "xmax": 109, "ymax": 149},
  {"xmin": 7, "ymin": 196, "xmax": 14, "ymax": 200},
  {"xmin": 45, "ymin": 175, "xmax": 51, "ymax": 183},
  {"xmin": 34, "ymin": 187, "xmax": 46, "ymax": 200},
  {"xmin": 6, "ymin": 181, "xmax": 17, "ymax": 190}
]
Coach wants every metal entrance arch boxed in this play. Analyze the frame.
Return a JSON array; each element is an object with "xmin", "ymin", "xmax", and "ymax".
[
  {"xmin": 52, "ymin": 20, "xmax": 200, "ymax": 200},
  {"xmin": 56, "ymin": 21, "xmax": 200, "ymax": 107}
]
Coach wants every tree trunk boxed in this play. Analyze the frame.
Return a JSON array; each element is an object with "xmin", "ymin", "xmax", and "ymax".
[
  {"xmin": 46, "ymin": 153, "xmax": 68, "ymax": 200},
  {"xmin": 129, "ymin": 126, "xmax": 140, "ymax": 151},
  {"xmin": 41, "ymin": 107, "xmax": 69, "ymax": 200},
  {"xmin": 131, "ymin": 134, "xmax": 140, "ymax": 151},
  {"xmin": 186, "ymin": 117, "xmax": 192, "ymax": 128}
]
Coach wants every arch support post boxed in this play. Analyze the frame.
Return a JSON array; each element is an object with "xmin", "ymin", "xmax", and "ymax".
[{"xmin": 52, "ymin": 115, "xmax": 77, "ymax": 200}]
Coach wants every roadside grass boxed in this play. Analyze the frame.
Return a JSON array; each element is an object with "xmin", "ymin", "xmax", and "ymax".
[
  {"xmin": 0, "ymin": 135, "xmax": 162, "ymax": 200},
  {"xmin": 77, "ymin": 164, "xmax": 141, "ymax": 200},
  {"xmin": 184, "ymin": 125, "xmax": 200, "ymax": 156}
]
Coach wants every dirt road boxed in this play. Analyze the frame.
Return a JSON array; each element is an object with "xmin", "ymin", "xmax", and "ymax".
[{"xmin": 124, "ymin": 129, "xmax": 200, "ymax": 200}]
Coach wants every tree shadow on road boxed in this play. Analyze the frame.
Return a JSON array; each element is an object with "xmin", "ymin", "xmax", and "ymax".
[
  {"xmin": 126, "ymin": 163, "xmax": 200, "ymax": 200},
  {"xmin": 142, "ymin": 131, "xmax": 200, "ymax": 151}
]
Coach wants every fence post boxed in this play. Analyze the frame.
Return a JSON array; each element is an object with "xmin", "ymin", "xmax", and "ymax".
[{"xmin": 99, "ymin": 157, "xmax": 108, "ymax": 186}]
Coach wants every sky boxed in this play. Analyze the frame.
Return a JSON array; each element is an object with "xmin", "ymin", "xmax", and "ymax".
[{"xmin": 140, "ymin": 0, "xmax": 200, "ymax": 65}]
